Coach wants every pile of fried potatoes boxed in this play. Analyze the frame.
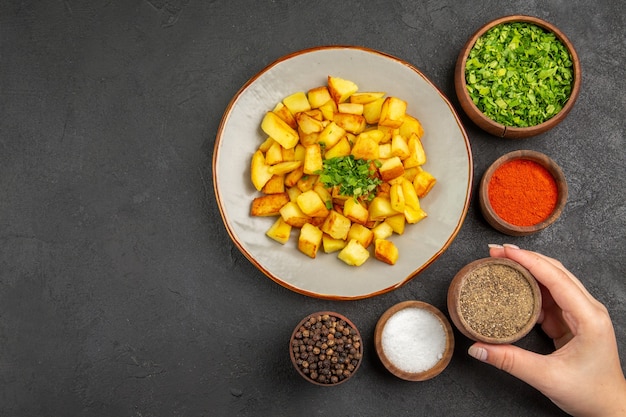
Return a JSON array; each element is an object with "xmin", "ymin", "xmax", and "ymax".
[{"xmin": 250, "ymin": 76, "xmax": 436, "ymax": 266}]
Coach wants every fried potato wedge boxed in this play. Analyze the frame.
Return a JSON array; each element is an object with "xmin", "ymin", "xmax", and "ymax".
[{"xmin": 250, "ymin": 192, "xmax": 290, "ymax": 216}]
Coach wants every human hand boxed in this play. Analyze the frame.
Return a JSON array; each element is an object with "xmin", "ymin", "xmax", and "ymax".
[{"xmin": 467, "ymin": 244, "xmax": 626, "ymax": 417}]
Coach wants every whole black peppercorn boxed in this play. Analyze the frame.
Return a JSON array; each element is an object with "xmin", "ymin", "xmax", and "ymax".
[{"xmin": 290, "ymin": 312, "xmax": 363, "ymax": 385}]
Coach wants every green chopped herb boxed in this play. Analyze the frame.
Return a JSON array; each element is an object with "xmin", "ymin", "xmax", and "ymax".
[
  {"xmin": 315, "ymin": 155, "xmax": 382, "ymax": 202},
  {"xmin": 465, "ymin": 22, "xmax": 574, "ymax": 127}
]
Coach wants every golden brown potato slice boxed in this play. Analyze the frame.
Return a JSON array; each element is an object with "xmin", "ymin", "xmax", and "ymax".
[
  {"xmin": 328, "ymin": 76, "xmax": 358, "ymax": 104},
  {"xmin": 322, "ymin": 234, "xmax": 348, "ymax": 253},
  {"xmin": 279, "ymin": 201, "xmax": 312, "ymax": 228},
  {"xmin": 307, "ymin": 86, "xmax": 333, "ymax": 109},
  {"xmin": 337, "ymin": 239, "xmax": 369, "ymax": 266},
  {"xmin": 324, "ymin": 137, "xmax": 351, "ymax": 160},
  {"xmin": 379, "ymin": 156, "xmax": 405, "ymax": 182},
  {"xmin": 298, "ymin": 223, "xmax": 323, "ymax": 258},
  {"xmin": 350, "ymin": 92, "xmax": 385, "ymax": 104},
  {"xmin": 401, "ymin": 178, "xmax": 420, "ymax": 210},
  {"xmin": 333, "ymin": 113, "xmax": 366, "ymax": 134},
  {"xmin": 379, "ymin": 97, "xmax": 407, "ymax": 128},
  {"xmin": 250, "ymin": 150, "xmax": 273, "ymax": 191},
  {"xmin": 347, "ymin": 223, "xmax": 374, "ymax": 248},
  {"xmin": 357, "ymin": 129, "xmax": 385, "ymax": 144},
  {"xmin": 250, "ymin": 192, "xmax": 290, "ymax": 216},
  {"xmin": 363, "ymin": 97, "xmax": 385, "ymax": 124},
  {"xmin": 318, "ymin": 121, "xmax": 346, "ymax": 149},
  {"xmin": 389, "ymin": 182, "xmax": 405, "ymax": 213},
  {"xmin": 261, "ymin": 112, "xmax": 299, "ymax": 149},
  {"xmin": 266, "ymin": 217, "xmax": 292, "ymax": 244},
  {"xmin": 385, "ymin": 213, "xmax": 406, "ymax": 235},
  {"xmin": 318, "ymin": 99, "xmax": 337, "ymax": 121},
  {"xmin": 296, "ymin": 190, "xmax": 329, "ymax": 218},
  {"xmin": 343, "ymin": 198, "xmax": 369, "ymax": 225},
  {"xmin": 296, "ymin": 112, "xmax": 324, "ymax": 135},
  {"xmin": 265, "ymin": 141, "xmax": 284, "ymax": 165},
  {"xmin": 337, "ymin": 102, "xmax": 364, "ymax": 115},
  {"xmin": 375, "ymin": 239, "xmax": 399, "ymax": 265},
  {"xmin": 303, "ymin": 144, "xmax": 323, "ymax": 175},
  {"xmin": 368, "ymin": 196, "xmax": 398, "ymax": 221},
  {"xmin": 268, "ymin": 161, "xmax": 302, "ymax": 176},
  {"xmin": 399, "ymin": 114, "xmax": 424, "ymax": 139},
  {"xmin": 261, "ymin": 175, "xmax": 285, "ymax": 194},
  {"xmin": 283, "ymin": 91, "xmax": 311, "ymax": 115},
  {"xmin": 391, "ymin": 134, "xmax": 410, "ymax": 160},
  {"xmin": 404, "ymin": 206, "xmax": 427, "ymax": 224},
  {"xmin": 413, "ymin": 169, "xmax": 437, "ymax": 198},
  {"xmin": 272, "ymin": 102, "xmax": 297, "ymax": 129},
  {"xmin": 320, "ymin": 210, "xmax": 351, "ymax": 240},
  {"xmin": 372, "ymin": 221, "xmax": 394, "ymax": 240},
  {"xmin": 350, "ymin": 135, "xmax": 379, "ymax": 160}
]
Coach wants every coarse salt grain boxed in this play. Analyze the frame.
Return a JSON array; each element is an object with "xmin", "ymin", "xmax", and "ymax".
[{"xmin": 381, "ymin": 307, "xmax": 446, "ymax": 373}]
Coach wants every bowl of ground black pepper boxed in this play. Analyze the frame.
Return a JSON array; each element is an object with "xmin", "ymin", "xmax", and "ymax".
[
  {"xmin": 479, "ymin": 150, "xmax": 568, "ymax": 236},
  {"xmin": 447, "ymin": 257, "xmax": 542, "ymax": 344},
  {"xmin": 289, "ymin": 311, "xmax": 363, "ymax": 386},
  {"xmin": 455, "ymin": 15, "xmax": 581, "ymax": 138}
]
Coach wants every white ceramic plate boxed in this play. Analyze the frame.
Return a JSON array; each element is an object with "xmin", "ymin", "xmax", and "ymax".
[{"xmin": 213, "ymin": 46, "xmax": 472, "ymax": 300}]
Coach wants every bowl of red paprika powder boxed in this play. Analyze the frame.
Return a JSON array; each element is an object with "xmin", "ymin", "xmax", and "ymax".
[{"xmin": 479, "ymin": 150, "xmax": 568, "ymax": 236}]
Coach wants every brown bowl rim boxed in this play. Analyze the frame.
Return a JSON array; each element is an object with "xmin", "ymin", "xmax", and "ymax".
[
  {"xmin": 374, "ymin": 300, "xmax": 455, "ymax": 381},
  {"xmin": 447, "ymin": 257, "xmax": 542, "ymax": 344},
  {"xmin": 454, "ymin": 14, "xmax": 582, "ymax": 139},
  {"xmin": 289, "ymin": 311, "xmax": 363, "ymax": 386},
  {"xmin": 479, "ymin": 150, "xmax": 568, "ymax": 236}
]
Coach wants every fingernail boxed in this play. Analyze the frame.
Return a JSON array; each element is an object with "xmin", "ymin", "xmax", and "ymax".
[
  {"xmin": 468, "ymin": 345, "xmax": 488, "ymax": 362},
  {"xmin": 503, "ymin": 243, "xmax": 520, "ymax": 250},
  {"xmin": 488, "ymin": 243, "xmax": 503, "ymax": 249}
]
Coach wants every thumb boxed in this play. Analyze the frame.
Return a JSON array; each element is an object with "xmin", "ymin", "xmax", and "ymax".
[{"xmin": 468, "ymin": 343, "xmax": 549, "ymax": 388}]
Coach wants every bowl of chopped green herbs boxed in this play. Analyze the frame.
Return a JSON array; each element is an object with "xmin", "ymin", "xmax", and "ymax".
[{"xmin": 455, "ymin": 15, "xmax": 581, "ymax": 138}]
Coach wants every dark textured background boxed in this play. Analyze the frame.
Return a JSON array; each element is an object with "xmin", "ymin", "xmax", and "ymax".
[{"xmin": 1, "ymin": 1, "xmax": 624, "ymax": 416}]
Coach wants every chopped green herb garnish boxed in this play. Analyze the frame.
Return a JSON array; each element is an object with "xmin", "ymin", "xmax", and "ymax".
[
  {"xmin": 465, "ymin": 22, "xmax": 574, "ymax": 127},
  {"xmin": 315, "ymin": 155, "xmax": 382, "ymax": 202}
]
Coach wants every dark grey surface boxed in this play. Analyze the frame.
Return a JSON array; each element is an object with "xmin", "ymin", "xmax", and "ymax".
[{"xmin": 1, "ymin": 1, "xmax": 625, "ymax": 416}]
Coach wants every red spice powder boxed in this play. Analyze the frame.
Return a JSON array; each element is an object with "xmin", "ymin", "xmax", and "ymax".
[{"xmin": 487, "ymin": 159, "xmax": 558, "ymax": 226}]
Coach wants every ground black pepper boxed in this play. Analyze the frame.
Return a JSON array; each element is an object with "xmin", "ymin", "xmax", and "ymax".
[
  {"xmin": 459, "ymin": 264, "xmax": 534, "ymax": 339},
  {"xmin": 291, "ymin": 313, "xmax": 362, "ymax": 385}
]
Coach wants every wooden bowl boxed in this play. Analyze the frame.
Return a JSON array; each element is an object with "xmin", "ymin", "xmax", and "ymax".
[
  {"xmin": 479, "ymin": 150, "xmax": 568, "ymax": 236},
  {"xmin": 289, "ymin": 311, "xmax": 363, "ymax": 386},
  {"xmin": 374, "ymin": 301, "xmax": 454, "ymax": 381},
  {"xmin": 447, "ymin": 257, "xmax": 542, "ymax": 344},
  {"xmin": 454, "ymin": 15, "xmax": 581, "ymax": 138}
]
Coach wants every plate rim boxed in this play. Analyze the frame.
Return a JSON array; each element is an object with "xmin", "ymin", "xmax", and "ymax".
[{"xmin": 213, "ymin": 45, "xmax": 473, "ymax": 300}]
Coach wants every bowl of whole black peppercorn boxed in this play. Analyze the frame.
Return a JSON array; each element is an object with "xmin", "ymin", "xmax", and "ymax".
[{"xmin": 289, "ymin": 311, "xmax": 363, "ymax": 386}]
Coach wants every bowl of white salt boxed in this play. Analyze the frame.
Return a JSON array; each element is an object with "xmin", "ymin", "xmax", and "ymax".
[{"xmin": 374, "ymin": 300, "xmax": 454, "ymax": 381}]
